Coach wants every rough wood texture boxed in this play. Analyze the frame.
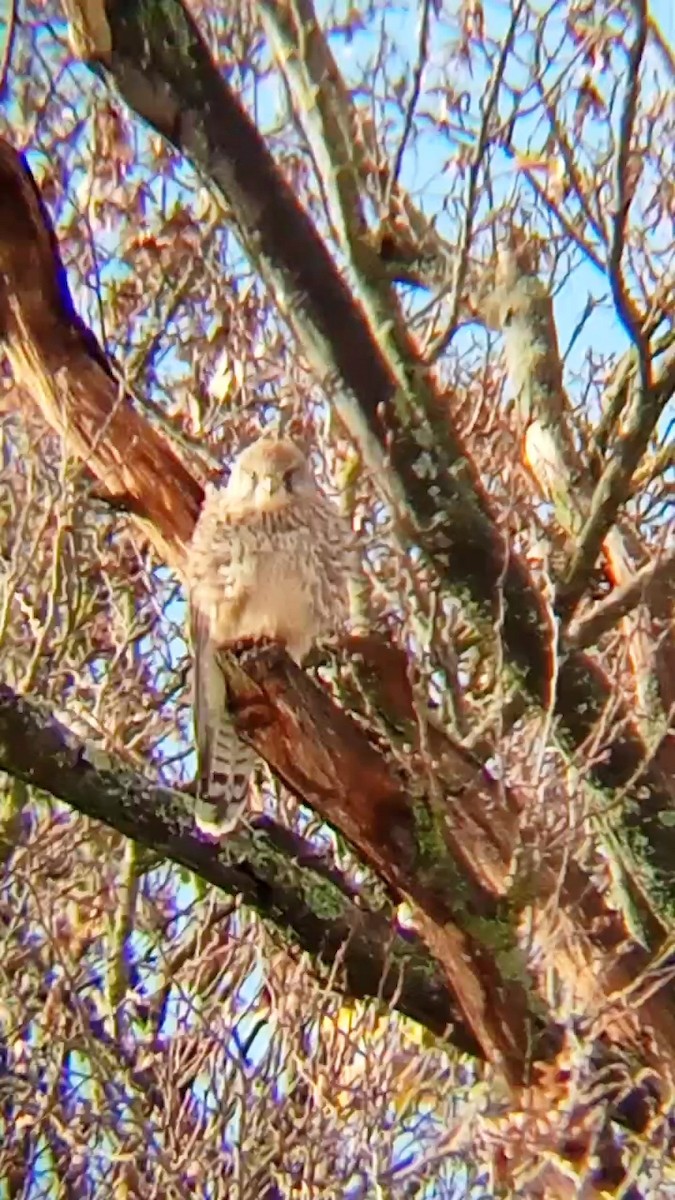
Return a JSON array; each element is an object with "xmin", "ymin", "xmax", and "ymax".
[
  {"xmin": 220, "ymin": 641, "xmax": 551, "ymax": 1079},
  {"xmin": 0, "ymin": 138, "xmax": 203, "ymax": 568}
]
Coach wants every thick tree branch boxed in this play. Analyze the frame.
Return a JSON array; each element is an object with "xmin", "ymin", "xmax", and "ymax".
[
  {"xmin": 0, "ymin": 667, "xmax": 553, "ymax": 1079},
  {"xmin": 484, "ymin": 243, "xmax": 672, "ymax": 722},
  {"xmin": 8, "ymin": 654, "xmax": 675, "ymax": 1098},
  {"xmin": 227, "ymin": 646, "xmax": 675, "ymax": 1068},
  {"xmin": 258, "ymin": 0, "xmax": 370, "ymax": 260},
  {"xmin": 214, "ymin": 641, "xmax": 551, "ymax": 1081},
  {"xmin": 0, "ymin": 138, "xmax": 202, "ymax": 569},
  {"xmin": 0, "ymin": 682, "xmax": 473, "ymax": 1053}
]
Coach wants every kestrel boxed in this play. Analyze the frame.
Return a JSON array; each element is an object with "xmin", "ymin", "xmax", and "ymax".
[{"xmin": 185, "ymin": 436, "xmax": 353, "ymax": 835}]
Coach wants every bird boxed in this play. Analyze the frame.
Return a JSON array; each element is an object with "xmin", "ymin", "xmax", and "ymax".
[{"xmin": 185, "ymin": 435, "xmax": 354, "ymax": 836}]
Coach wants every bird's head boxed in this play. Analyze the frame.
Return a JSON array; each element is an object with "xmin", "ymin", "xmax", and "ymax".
[{"xmin": 225, "ymin": 436, "xmax": 315, "ymax": 511}]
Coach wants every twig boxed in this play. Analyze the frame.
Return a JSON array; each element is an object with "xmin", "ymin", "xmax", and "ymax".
[
  {"xmin": 565, "ymin": 547, "xmax": 675, "ymax": 652},
  {"xmin": 429, "ymin": 0, "xmax": 527, "ymax": 361},
  {"xmin": 559, "ymin": 377, "xmax": 673, "ymax": 613},
  {"xmin": 106, "ymin": 839, "xmax": 140, "ymax": 1038},
  {"xmin": 387, "ymin": 0, "xmax": 433, "ymax": 199},
  {"xmin": 0, "ymin": 0, "xmax": 17, "ymax": 103},
  {"xmin": 606, "ymin": 0, "xmax": 649, "ymax": 372},
  {"xmin": 647, "ymin": 12, "xmax": 675, "ymax": 79},
  {"xmin": 538, "ymin": 84, "xmax": 606, "ymax": 245}
]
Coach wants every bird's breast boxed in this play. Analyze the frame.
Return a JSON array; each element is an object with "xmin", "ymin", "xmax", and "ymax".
[{"xmin": 204, "ymin": 517, "xmax": 347, "ymax": 662}]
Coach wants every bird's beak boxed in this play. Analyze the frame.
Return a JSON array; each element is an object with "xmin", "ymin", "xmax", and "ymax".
[{"xmin": 261, "ymin": 473, "xmax": 280, "ymax": 496}]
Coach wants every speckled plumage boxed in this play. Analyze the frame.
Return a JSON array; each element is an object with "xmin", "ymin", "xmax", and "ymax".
[{"xmin": 185, "ymin": 437, "xmax": 353, "ymax": 835}]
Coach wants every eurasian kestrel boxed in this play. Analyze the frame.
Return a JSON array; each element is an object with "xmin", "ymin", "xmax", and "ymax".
[{"xmin": 186, "ymin": 436, "xmax": 353, "ymax": 834}]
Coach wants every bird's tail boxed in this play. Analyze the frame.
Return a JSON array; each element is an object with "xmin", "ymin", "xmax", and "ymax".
[{"xmin": 195, "ymin": 731, "xmax": 256, "ymax": 838}]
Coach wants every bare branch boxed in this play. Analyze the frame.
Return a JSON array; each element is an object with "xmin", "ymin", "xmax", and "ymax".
[
  {"xmin": 559, "ymin": 379, "xmax": 672, "ymax": 613},
  {"xmin": 0, "ymin": 0, "xmax": 17, "ymax": 102},
  {"xmin": 485, "ymin": 243, "xmax": 667, "ymax": 718},
  {"xmin": 0, "ymin": 140, "xmax": 203, "ymax": 569},
  {"xmin": 388, "ymin": 0, "xmax": 434, "ymax": 197},
  {"xmin": 218, "ymin": 640, "xmax": 545, "ymax": 1080},
  {"xmin": 429, "ymin": 0, "xmax": 527, "ymax": 361},
  {"xmin": 606, "ymin": 0, "xmax": 649, "ymax": 361},
  {"xmin": 0, "ymin": 681, "xmax": 469, "ymax": 1051},
  {"xmin": 258, "ymin": 0, "xmax": 371, "ymax": 259},
  {"xmin": 565, "ymin": 547, "xmax": 675, "ymax": 652}
]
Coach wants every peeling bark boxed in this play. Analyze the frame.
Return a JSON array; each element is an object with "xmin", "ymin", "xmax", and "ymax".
[{"xmin": 0, "ymin": 138, "xmax": 203, "ymax": 569}]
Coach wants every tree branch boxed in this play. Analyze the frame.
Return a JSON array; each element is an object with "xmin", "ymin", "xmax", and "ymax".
[
  {"xmin": 258, "ymin": 0, "xmax": 371, "ymax": 260},
  {"xmin": 0, "ymin": 138, "xmax": 203, "ymax": 570},
  {"xmin": 565, "ymin": 547, "xmax": 675, "ymax": 652},
  {"xmin": 484, "ymin": 242, "xmax": 670, "ymax": 720},
  {"xmin": 0, "ymin": 681, "xmax": 473, "ymax": 1053},
  {"xmin": 215, "ymin": 641, "xmax": 552, "ymax": 1081},
  {"xmin": 559, "ymin": 379, "xmax": 672, "ymax": 613},
  {"xmin": 606, "ymin": 0, "xmax": 649, "ymax": 356}
]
